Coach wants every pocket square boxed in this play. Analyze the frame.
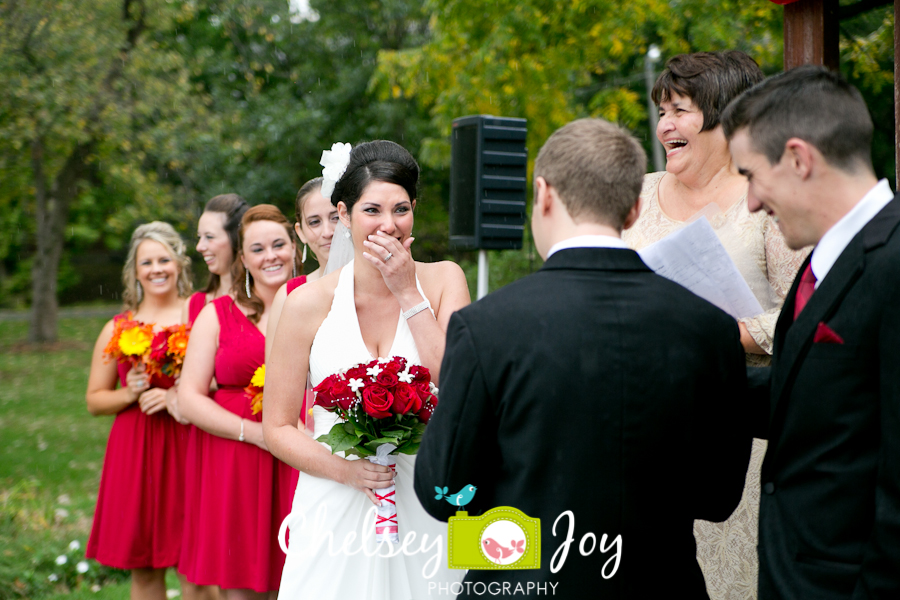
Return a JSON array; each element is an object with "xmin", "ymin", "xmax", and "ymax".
[{"xmin": 814, "ymin": 322, "xmax": 844, "ymax": 344}]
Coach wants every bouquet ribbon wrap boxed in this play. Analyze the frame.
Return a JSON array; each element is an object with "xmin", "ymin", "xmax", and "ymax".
[{"xmin": 369, "ymin": 443, "xmax": 399, "ymax": 543}]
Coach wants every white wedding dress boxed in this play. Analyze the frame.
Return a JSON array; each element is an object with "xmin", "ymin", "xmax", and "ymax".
[{"xmin": 279, "ymin": 262, "xmax": 463, "ymax": 599}]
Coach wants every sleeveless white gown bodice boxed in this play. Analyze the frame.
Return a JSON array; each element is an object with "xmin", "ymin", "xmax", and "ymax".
[{"xmin": 279, "ymin": 262, "xmax": 462, "ymax": 599}]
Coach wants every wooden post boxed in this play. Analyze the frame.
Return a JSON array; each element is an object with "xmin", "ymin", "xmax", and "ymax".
[{"xmin": 783, "ymin": 0, "xmax": 840, "ymax": 70}]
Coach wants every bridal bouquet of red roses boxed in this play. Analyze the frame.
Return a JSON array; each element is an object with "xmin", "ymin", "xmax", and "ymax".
[
  {"xmin": 312, "ymin": 356, "xmax": 437, "ymax": 458},
  {"xmin": 313, "ymin": 356, "xmax": 438, "ymax": 544}
]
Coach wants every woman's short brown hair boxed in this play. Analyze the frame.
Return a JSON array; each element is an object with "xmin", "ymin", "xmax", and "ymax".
[{"xmin": 651, "ymin": 51, "xmax": 764, "ymax": 132}]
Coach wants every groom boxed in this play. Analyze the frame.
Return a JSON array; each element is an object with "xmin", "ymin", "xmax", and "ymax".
[{"xmin": 415, "ymin": 118, "xmax": 752, "ymax": 598}]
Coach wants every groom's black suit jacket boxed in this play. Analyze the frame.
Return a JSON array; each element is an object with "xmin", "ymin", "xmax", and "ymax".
[
  {"xmin": 415, "ymin": 248, "xmax": 752, "ymax": 599},
  {"xmin": 751, "ymin": 197, "xmax": 900, "ymax": 600}
]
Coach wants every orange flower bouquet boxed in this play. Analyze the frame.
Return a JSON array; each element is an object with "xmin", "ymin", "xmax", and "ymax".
[
  {"xmin": 147, "ymin": 324, "xmax": 191, "ymax": 380},
  {"xmin": 103, "ymin": 314, "xmax": 155, "ymax": 369},
  {"xmin": 245, "ymin": 364, "xmax": 265, "ymax": 415}
]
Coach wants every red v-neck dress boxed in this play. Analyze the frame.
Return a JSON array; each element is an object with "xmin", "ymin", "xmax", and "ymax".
[
  {"xmin": 86, "ymin": 312, "xmax": 188, "ymax": 569},
  {"xmin": 178, "ymin": 297, "xmax": 293, "ymax": 592}
]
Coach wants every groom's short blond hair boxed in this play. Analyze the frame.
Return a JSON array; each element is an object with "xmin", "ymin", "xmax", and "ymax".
[{"xmin": 534, "ymin": 118, "xmax": 646, "ymax": 230}]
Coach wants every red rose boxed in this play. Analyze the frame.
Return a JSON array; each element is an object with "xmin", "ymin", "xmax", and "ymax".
[
  {"xmin": 326, "ymin": 377, "xmax": 354, "ymax": 410},
  {"xmin": 384, "ymin": 357, "xmax": 406, "ymax": 374},
  {"xmin": 412, "ymin": 381, "xmax": 432, "ymax": 404},
  {"xmin": 362, "ymin": 384, "xmax": 393, "ymax": 419},
  {"xmin": 314, "ymin": 375, "xmax": 340, "ymax": 408},
  {"xmin": 418, "ymin": 399, "xmax": 436, "ymax": 424},
  {"xmin": 150, "ymin": 331, "xmax": 169, "ymax": 363},
  {"xmin": 345, "ymin": 365, "xmax": 367, "ymax": 382},
  {"xmin": 376, "ymin": 369, "xmax": 399, "ymax": 388},
  {"xmin": 409, "ymin": 365, "xmax": 431, "ymax": 386},
  {"xmin": 391, "ymin": 383, "xmax": 422, "ymax": 415}
]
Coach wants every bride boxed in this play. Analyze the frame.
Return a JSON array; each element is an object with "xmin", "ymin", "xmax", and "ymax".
[{"xmin": 263, "ymin": 140, "xmax": 470, "ymax": 599}]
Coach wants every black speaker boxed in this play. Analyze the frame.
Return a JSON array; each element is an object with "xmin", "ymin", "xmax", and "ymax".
[{"xmin": 449, "ymin": 115, "xmax": 527, "ymax": 250}]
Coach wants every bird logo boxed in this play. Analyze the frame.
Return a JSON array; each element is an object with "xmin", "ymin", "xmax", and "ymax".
[
  {"xmin": 434, "ymin": 485, "xmax": 477, "ymax": 508},
  {"xmin": 482, "ymin": 538, "xmax": 525, "ymax": 563}
]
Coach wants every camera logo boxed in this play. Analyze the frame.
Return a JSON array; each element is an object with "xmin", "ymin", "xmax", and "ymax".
[{"xmin": 447, "ymin": 506, "xmax": 541, "ymax": 571}]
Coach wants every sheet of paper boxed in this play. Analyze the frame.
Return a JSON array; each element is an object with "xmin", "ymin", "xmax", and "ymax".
[{"xmin": 638, "ymin": 216, "xmax": 765, "ymax": 320}]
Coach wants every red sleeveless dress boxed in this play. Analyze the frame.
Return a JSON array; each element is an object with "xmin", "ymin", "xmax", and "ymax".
[
  {"xmin": 86, "ymin": 313, "xmax": 188, "ymax": 569},
  {"xmin": 179, "ymin": 292, "xmax": 207, "ymax": 574},
  {"xmin": 187, "ymin": 291, "xmax": 207, "ymax": 325},
  {"xmin": 284, "ymin": 276, "xmax": 307, "ymax": 502},
  {"xmin": 178, "ymin": 297, "xmax": 293, "ymax": 592}
]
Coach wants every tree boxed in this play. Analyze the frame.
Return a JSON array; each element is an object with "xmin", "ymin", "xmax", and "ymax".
[{"xmin": 0, "ymin": 0, "xmax": 215, "ymax": 342}]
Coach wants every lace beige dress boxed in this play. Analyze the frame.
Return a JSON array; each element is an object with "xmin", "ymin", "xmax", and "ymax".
[{"xmin": 622, "ymin": 172, "xmax": 810, "ymax": 600}]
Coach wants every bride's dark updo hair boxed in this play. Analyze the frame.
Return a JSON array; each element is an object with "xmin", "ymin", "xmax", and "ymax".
[{"xmin": 331, "ymin": 140, "xmax": 419, "ymax": 213}]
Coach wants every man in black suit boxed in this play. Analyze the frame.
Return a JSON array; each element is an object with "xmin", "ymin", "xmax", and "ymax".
[
  {"xmin": 722, "ymin": 66, "xmax": 900, "ymax": 599},
  {"xmin": 414, "ymin": 118, "xmax": 752, "ymax": 598}
]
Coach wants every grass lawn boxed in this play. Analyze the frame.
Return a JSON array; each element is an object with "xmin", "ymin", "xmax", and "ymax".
[{"xmin": 0, "ymin": 316, "xmax": 182, "ymax": 600}]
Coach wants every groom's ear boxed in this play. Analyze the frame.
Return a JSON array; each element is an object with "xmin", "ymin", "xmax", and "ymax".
[
  {"xmin": 622, "ymin": 196, "xmax": 643, "ymax": 231},
  {"xmin": 534, "ymin": 176, "xmax": 553, "ymax": 217}
]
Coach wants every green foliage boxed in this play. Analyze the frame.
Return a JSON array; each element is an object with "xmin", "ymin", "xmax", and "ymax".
[
  {"xmin": 374, "ymin": 0, "xmax": 784, "ymax": 173},
  {"xmin": 0, "ymin": 316, "xmax": 131, "ymax": 600},
  {"xmin": 840, "ymin": 6, "xmax": 895, "ymax": 187},
  {"xmin": 0, "ymin": 0, "xmax": 895, "ymax": 307}
]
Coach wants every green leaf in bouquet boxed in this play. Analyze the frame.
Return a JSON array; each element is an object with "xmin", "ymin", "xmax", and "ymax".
[
  {"xmin": 364, "ymin": 437, "xmax": 402, "ymax": 452},
  {"xmin": 396, "ymin": 441, "xmax": 420, "ymax": 455},
  {"xmin": 344, "ymin": 445, "xmax": 375, "ymax": 458},
  {"xmin": 317, "ymin": 423, "xmax": 360, "ymax": 455},
  {"xmin": 380, "ymin": 426, "xmax": 409, "ymax": 438}
]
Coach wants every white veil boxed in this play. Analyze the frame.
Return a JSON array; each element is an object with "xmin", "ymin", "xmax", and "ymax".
[{"xmin": 324, "ymin": 222, "xmax": 354, "ymax": 275}]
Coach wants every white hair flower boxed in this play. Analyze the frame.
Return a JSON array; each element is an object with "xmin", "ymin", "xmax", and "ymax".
[
  {"xmin": 320, "ymin": 142, "xmax": 352, "ymax": 200},
  {"xmin": 76, "ymin": 561, "xmax": 89, "ymax": 574}
]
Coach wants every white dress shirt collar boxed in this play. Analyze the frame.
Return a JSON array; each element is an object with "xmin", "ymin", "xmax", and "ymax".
[
  {"xmin": 546, "ymin": 235, "xmax": 629, "ymax": 258},
  {"xmin": 811, "ymin": 179, "xmax": 894, "ymax": 288}
]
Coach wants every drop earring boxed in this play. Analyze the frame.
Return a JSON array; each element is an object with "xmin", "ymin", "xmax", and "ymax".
[
  {"xmin": 301, "ymin": 244, "xmax": 308, "ymax": 264},
  {"xmin": 136, "ymin": 281, "xmax": 143, "ymax": 303},
  {"xmin": 292, "ymin": 262, "xmax": 298, "ymax": 278},
  {"xmin": 245, "ymin": 270, "xmax": 251, "ymax": 298}
]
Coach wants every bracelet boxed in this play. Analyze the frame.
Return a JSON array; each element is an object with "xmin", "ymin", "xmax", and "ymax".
[
  {"xmin": 238, "ymin": 418, "xmax": 245, "ymax": 442},
  {"xmin": 402, "ymin": 299, "xmax": 430, "ymax": 320}
]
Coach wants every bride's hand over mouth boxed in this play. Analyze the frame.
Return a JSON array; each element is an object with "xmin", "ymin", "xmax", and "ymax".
[{"xmin": 362, "ymin": 230, "xmax": 422, "ymax": 307}]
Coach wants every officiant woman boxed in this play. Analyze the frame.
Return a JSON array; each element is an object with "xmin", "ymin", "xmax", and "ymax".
[{"xmin": 621, "ymin": 51, "xmax": 808, "ymax": 600}]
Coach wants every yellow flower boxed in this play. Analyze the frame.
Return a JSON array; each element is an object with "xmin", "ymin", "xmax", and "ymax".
[
  {"xmin": 118, "ymin": 326, "xmax": 153, "ymax": 356},
  {"xmin": 250, "ymin": 392, "xmax": 263, "ymax": 416},
  {"xmin": 250, "ymin": 364, "xmax": 266, "ymax": 388}
]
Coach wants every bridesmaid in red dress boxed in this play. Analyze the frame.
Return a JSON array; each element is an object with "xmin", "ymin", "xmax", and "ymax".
[
  {"xmin": 167, "ymin": 194, "xmax": 248, "ymax": 600},
  {"xmin": 178, "ymin": 205, "xmax": 296, "ymax": 599},
  {"xmin": 85, "ymin": 222, "xmax": 193, "ymax": 600}
]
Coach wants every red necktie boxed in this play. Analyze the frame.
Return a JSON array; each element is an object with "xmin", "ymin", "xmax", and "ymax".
[{"xmin": 793, "ymin": 263, "xmax": 817, "ymax": 319}]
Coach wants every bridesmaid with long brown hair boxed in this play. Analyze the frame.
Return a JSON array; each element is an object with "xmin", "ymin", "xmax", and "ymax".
[
  {"xmin": 177, "ymin": 205, "xmax": 296, "ymax": 600},
  {"xmin": 168, "ymin": 195, "xmax": 248, "ymax": 600},
  {"xmin": 85, "ymin": 222, "xmax": 192, "ymax": 600}
]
